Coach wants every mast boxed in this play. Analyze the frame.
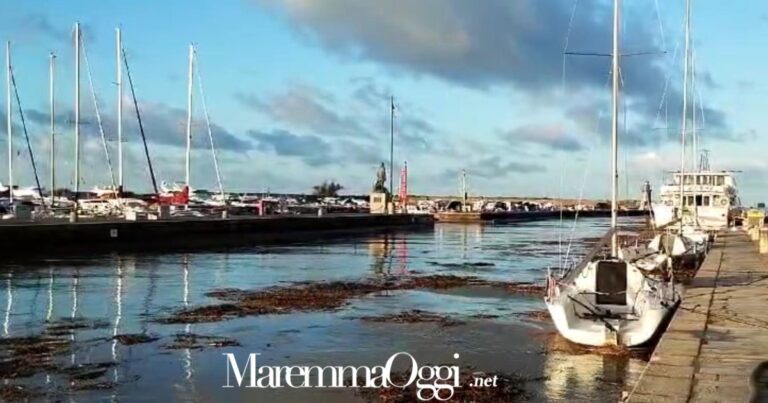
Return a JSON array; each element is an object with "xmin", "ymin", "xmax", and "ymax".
[
  {"xmin": 74, "ymin": 22, "xmax": 81, "ymax": 205},
  {"xmin": 610, "ymin": 0, "xmax": 620, "ymax": 257},
  {"xmin": 49, "ymin": 53, "xmax": 55, "ymax": 206},
  {"xmin": 389, "ymin": 96, "xmax": 394, "ymax": 199},
  {"xmin": 116, "ymin": 27, "xmax": 123, "ymax": 193},
  {"xmin": 185, "ymin": 43, "xmax": 194, "ymax": 193},
  {"xmin": 5, "ymin": 42, "xmax": 12, "ymax": 205},
  {"xmin": 689, "ymin": 0, "xmax": 698, "ymax": 173},
  {"xmin": 679, "ymin": 0, "xmax": 691, "ymax": 229}
]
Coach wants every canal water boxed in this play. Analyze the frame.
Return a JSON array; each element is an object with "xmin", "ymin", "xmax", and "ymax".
[{"xmin": 0, "ymin": 218, "xmax": 647, "ymax": 402}]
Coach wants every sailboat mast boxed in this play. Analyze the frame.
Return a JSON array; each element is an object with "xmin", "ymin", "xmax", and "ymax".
[
  {"xmin": 389, "ymin": 95, "xmax": 394, "ymax": 198},
  {"xmin": 185, "ymin": 43, "xmax": 194, "ymax": 191},
  {"xmin": 610, "ymin": 0, "xmax": 620, "ymax": 257},
  {"xmin": 689, "ymin": 0, "xmax": 697, "ymax": 173},
  {"xmin": 74, "ymin": 22, "xmax": 81, "ymax": 203},
  {"xmin": 679, "ymin": 0, "xmax": 691, "ymax": 228},
  {"xmin": 49, "ymin": 53, "xmax": 55, "ymax": 206},
  {"xmin": 117, "ymin": 27, "xmax": 123, "ymax": 193},
  {"xmin": 5, "ymin": 42, "xmax": 12, "ymax": 205}
]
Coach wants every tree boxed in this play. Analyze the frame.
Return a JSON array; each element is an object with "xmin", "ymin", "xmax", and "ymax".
[{"xmin": 312, "ymin": 181, "xmax": 344, "ymax": 197}]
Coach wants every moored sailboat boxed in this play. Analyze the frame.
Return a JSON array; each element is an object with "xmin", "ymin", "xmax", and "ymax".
[{"xmin": 545, "ymin": 0, "xmax": 680, "ymax": 347}]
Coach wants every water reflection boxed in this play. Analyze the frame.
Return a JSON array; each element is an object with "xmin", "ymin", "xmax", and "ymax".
[
  {"xmin": 368, "ymin": 234, "xmax": 411, "ymax": 276},
  {"xmin": 542, "ymin": 335, "xmax": 643, "ymax": 402},
  {"xmin": 369, "ymin": 234, "xmax": 393, "ymax": 276},
  {"xmin": 0, "ymin": 218, "xmax": 640, "ymax": 402},
  {"xmin": 4, "ymin": 271, "xmax": 12, "ymax": 337}
]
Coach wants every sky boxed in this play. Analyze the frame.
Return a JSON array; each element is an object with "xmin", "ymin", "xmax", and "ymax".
[{"xmin": 0, "ymin": 0, "xmax": 765, "ymax": 204}]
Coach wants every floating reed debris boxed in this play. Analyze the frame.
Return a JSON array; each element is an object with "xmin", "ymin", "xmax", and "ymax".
[
  {"xmin": 157, "ymin": 275, "xmax": 543, "ymax": 324},
  {"xmin": 113, "ymin": 333, "xmax": 160, "ymax": 346},
  {"xmin": 360, "ymin": 310, "xmax": 465, "ymax": 327},
  {"xmin": 165, "ymin": 333, "xmax": 240, "ymax": 350}
]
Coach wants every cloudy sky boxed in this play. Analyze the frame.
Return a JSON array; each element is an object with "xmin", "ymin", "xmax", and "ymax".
[{"xmin": 0, "ymin": 0, "xmax": 764, "ymax": 203}]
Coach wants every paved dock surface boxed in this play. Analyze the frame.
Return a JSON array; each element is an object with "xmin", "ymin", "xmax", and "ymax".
[{"xmin": 628, "ymin": 231, "xmax": 768, "ymax": 402}]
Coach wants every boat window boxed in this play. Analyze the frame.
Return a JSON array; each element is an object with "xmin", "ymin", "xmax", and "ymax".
[
  {"xmin": 695, "ymin": 195, "xmax": 703, "ymax": 206},
  {"xmin": 695, "ymin": 176, "xmax": 702, "ymax": 185},
  {"xmin": 703, "ymin": 196, "xmax": 710, "ymax": 206},
  {"xmin": 595, "ymin": 261, "xmax": 627, "ymax": 305},
  {"xmin": 716, "ymin": 176, "xmax": 725, "ymax": 186},
  {"xmin": 713, "ymin": 195, "xmax": 720, "ymax": 206},
  {"xmin": 687, "ymin": 196, "xmax": 695, "ymax": 206},
  {"xmin": 684, "ymin": 175, "xmax": 693, "ymax": 185}
]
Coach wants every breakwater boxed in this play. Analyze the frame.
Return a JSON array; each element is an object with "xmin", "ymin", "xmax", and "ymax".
[
  {"xmin": 0, "ymin": 213, "xmax": 434, "ymax": 255},
  {"xmin": 435, "ymin": 209, "xmax": 648, "ymax": 223}
]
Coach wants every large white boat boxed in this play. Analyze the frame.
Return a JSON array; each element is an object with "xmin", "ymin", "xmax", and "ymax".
[{"xmin": 652, "ymin": 171, "xmax": 739, "ymax": 231}]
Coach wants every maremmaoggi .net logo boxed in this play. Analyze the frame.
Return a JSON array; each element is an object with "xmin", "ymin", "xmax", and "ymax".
[{"xmin": 223, "ymin": 352, "xmax": 500, "ymax": 401}]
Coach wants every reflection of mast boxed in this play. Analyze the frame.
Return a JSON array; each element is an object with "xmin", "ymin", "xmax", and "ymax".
[
  {"xmin": 182, "ymin": 254, "xmax": 193, "ymax": 382},
  {"xmin": 142, "ymin": 257, "xmax": 157, "ymax": 333},
  {"xmin": 396, "ymin": 235, "xmax": 408, "ymax": 275},
  {"xmin": 461, "ymin": 225, "xmax": 468, "ymax": 260},
  {"xmin": 112, "ymin": 256, "xmax": 123, "ymax": 384},
  {"xmin": 3, "ymin": 272, "xmax": 12, "ymax": 337},
  {"xmin": 47, "ymin": 268, "xmax": 54, "ymax": 322},
  {"xmin": 71, "ymin": 268, "xmax": 79, "ymax": 365}
]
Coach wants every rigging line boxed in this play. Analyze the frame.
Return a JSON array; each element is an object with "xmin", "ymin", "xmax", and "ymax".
[
  {"xmin": 653, "ymin": 0, "xmax": 667, "ymax": 51},
  {"xmin": 651, "ymin": 32, "xmax": 683, "ymax": 131},
  {"xmin": 81, "ymin": 36, "xmax": 119, "ymax": 199},
  {"xmin": 559, "ymin": 0, "xmax": 580, "ymax": 269},
  {"xmin": 193, "ymin": 51, "xmax": 225, "ymax": 202},
  {"xmin": 9, "ymin": 67, "xmax": 44, "ymax": 201},
  {"xmin": 562, "ymin": 67, "xmax": 611, "ymax": 268},
  {"xmin": 561, "ymin": 0, "xmax": 581, "ymax": 92},
  {"xmin": 122, "ymin": 48, "xmax": 159, "ymax": 196}
]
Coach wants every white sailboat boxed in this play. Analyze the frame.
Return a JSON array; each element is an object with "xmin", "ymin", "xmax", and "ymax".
[
  {"xmin": 545, "ymin": 0, "xmax": 680, "ymax": 347},
  {"xmin": 649, "ymin": 0, "xmax": 713, "ymax": 266}
]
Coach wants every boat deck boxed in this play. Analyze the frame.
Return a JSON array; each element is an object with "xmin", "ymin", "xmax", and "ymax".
[{"xmin": 627, "ymin": 230, "xmax": 768, "ymax": 402}]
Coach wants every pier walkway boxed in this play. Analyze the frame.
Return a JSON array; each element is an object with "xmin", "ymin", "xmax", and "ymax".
[{"xmin": 628, "ymin": 231, "xmax": 768, "ymax": 402}]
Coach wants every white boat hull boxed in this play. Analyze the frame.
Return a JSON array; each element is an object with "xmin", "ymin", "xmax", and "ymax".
[{"xmin": 546, "ymin": 259, "xmax": 680, "ymax": 347}]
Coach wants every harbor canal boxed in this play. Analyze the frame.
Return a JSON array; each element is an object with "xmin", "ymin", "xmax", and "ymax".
[{"xmin": 0, "ymin": 218, "xmax": 648, "ymax": 402}]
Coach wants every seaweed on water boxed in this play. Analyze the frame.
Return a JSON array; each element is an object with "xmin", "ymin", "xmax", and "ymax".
[
  {"xmin": 0, "ymin": 385, "xmax": 37, "ymax": 401},
  {"xmin": 113, "ymin": 333, "xmax": 160, "ymax": 346},
  {"xmin": 157, "ymin": 275, "xmax": 544, "ymax": 325},
  {"xmin": 45, "ymin": 318, "xmax": 110, "ymax": 337},
  {"xmin": 359, "ymin": 310, "xmax": 465, "ymax": 327},
  {"xmin": 165, "ymin": 333, "xmax": 240, "ymax": 350},
  {"xmin": 0, "ymin": 336, "xmax": 71, "ymax": 379}
]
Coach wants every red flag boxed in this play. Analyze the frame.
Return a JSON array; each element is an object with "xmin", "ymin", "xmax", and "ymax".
[{"xmin": 398, "ymin": 161, "xmax": 408, "ymax": 208}]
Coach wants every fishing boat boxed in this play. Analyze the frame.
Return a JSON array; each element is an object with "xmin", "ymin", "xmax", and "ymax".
[{"xmin": 545, "ymin": 0, "xmax": 680, "ymax": 347}]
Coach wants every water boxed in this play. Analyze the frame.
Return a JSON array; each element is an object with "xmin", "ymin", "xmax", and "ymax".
[{"xmin": 0, "ymin": 218, "xmax": 647, "ymax": 402}]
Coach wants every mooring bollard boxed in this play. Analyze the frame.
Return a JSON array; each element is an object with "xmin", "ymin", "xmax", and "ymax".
[
  {"xmin": 760, "ymin": 228, "xmax": 768, "ymax": 254},
  {"xmin": 69, "ymin": 210, "xmax": 78, "ymax": 223},
  {"xmin": 222, "ymin": 209, "xmax": 229, "ymax": 219}
]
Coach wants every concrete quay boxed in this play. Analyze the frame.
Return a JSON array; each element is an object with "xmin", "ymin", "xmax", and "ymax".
[{"xmin": 627, "ymin": 230, "xmax": 768, "ymax": 402}]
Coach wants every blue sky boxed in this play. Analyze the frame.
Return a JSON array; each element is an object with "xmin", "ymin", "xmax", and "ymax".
[{"xmin": 0, "ymin": 0, "xmax": 765, "ymax": 204}]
